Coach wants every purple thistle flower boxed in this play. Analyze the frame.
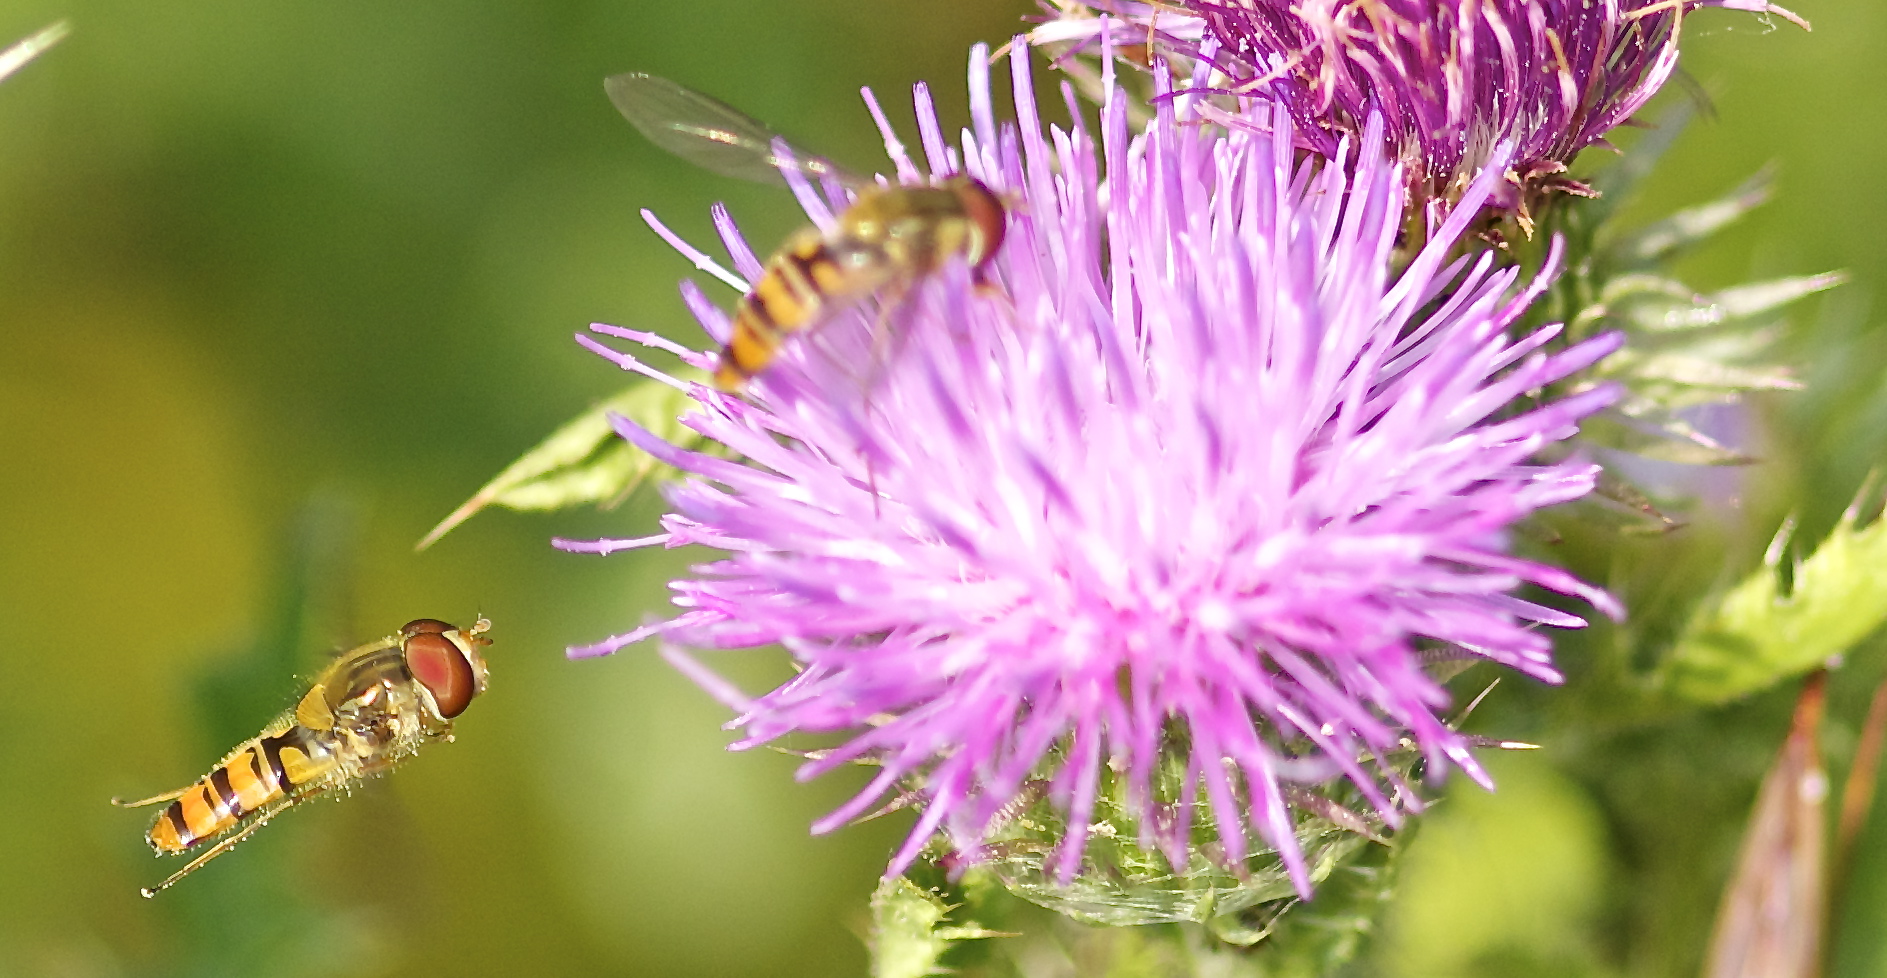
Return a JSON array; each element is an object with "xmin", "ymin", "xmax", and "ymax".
[
  {"xmin": 567, "ymin": 39, "xmax": 1623, "ymax": 897},
  {"xmin": 1039, "ymin": 0, "xmax": 1805, "ymax": 231}
]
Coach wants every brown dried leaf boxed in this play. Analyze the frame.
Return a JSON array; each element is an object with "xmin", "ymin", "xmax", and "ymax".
[{"xmin": 1703, "ymin": 673, "xmax": 1828, "ymax": 978}]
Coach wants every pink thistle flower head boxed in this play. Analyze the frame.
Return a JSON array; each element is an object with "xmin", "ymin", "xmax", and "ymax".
[
  {"xmin": 571, "ymin": 38, "xmax": 1622, "ymax": 900},
  {"xmin": 1039, "ymin": 0, "xmax": 1805, "ymax": 233}
]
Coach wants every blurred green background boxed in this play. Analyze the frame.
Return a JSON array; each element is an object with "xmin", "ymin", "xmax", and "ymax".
[{"xmin": 0, "ymin": 1, "xmax": 1876, "ymax": 976}]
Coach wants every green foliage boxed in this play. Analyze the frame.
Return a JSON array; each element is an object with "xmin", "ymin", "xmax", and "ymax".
[
  {"xmin": 1666, "ymin": 504, "xmax": 1887, "ymax": 703},
  {"xmin": 870, "ymin": 723, "xmax": 1437, "ymax": 978},
  {"xmin": 1532, "ymin": 112, "xmax": 1841, "ymax": 475},
  {"xmin": 1206, "ymin": 830, "xmax": 1404, "ymax": 973},
  {"xmin": 958, "ymin": 749, "xmax": 1391, "ymax": 933},
  {"xmin": 869, "ymin": 877, "xmax": 1008, "ymax": 978},
  {"xmin": 417, "ymin": 375, "xmax": 706, "ymax": 548},
  {"xmin": 870, "ymin": 825, "xmax": 1405, "ymax": 977}
]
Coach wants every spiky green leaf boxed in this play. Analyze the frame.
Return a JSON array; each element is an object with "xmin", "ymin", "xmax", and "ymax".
[
  {"xmin": 955, "ymin": 744, "xmax": 1396, "ymax": 934},
  {"xmin": 1575, "ymin": 410, "xmax": 1749, "ymax": 467},
  {"xmin": 1610, "ymin": 170, "xmax": 1771, "ymax": 266},
  {"xmin": 416, "ymin": 375, "xmax": 704, "ymax": 549},
  {"xmin": 1525, "ymin": 126, "xmax": 1841, "ymax": 522},
  {"xmin": 868, "ymin": 877, "xmax": 1004, "ymax": 978},
  {"xmin": 1667, "ymin": 506, "xmax": 1887, "ymax": 702},
  {"xmin": 1209, "ymin": 827, "xmax": 1405, "ymax": 978}
]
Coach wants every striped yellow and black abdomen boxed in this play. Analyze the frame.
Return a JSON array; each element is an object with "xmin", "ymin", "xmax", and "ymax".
[
  {"xmin": 146, "ymin": 730, "xmax": 307, "ymax": 854},
  {"xmin": 717, "ymin": 230, "xmax": 892, "ymax": 389},
  {"xmin": 711, "ymin": 179, "xmax": 1005, "ymax": 391}
]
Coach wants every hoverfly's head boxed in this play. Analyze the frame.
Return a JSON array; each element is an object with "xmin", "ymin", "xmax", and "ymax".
[
  {"xmin": 400, "ymin": 617, "xmax": 492, "ymax": 719},
  {"xmin": 949, "ymin": 177, "xmax": 1009, "ymax": 271}
]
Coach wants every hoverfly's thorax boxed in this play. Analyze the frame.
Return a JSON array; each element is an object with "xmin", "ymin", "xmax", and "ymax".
[{"xmin": 834, "ymin": 184, "xmax": 896, "ymax": 246}]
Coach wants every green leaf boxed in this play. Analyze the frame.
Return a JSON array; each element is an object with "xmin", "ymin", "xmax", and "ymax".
[
  {"xmin": 1584, "ymin": 102, "xmax": 1693, "ymax": 203},
  {"xmin": 1584, "ymin": 273, "xmax": 1696, "ymax": 321},
  {"xmin": 1589, "ymin": 465, "xmax": 1685, "ymax": 533},
  {"xmin": 1598, "ymin": 275, "xmax": 1842, "ymax": 335},
  {"xmin": 1530, "ymin": 146, "xmax": 1840, "ymax": 524},
  {"xmin": 868, "ymin": 877, "xmax": 1005, "ymax": 978},
  {"xmin": 1667, "ymin": 505, "xmax": 1887, "ymax": 703},
  {"xmin": 1209, "ymin": 826, "xmax": 1406, "ymax": 975},
  {"xmin": 416, "ymin": 375, "xmax": 705, "ymax": 549},
  {"xmin": 1610, "ymin": 169, "xmax": 1772, "ymax": 266},
  {"xmin": 1703, "ymin": 273, "xmax": 1848, "ymax": 324},
  {"xmin": 1576, "ymin": 411, "xmax": 1750, "ymax": 467},
  {"xmin": 961, "ymin": 747, "xmax": 1397, "ymax": 932},
  {"xmin": 1611, "ymin": 349, "xmax": 1800, "ymax": 392}
]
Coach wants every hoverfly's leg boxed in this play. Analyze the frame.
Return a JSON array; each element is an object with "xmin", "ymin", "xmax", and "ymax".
[
  {"xmin": 111, "ymin": 786, "xmax": 193, "ymax": 808},
  {"xmin": 972, "ymin": 270, "xmax": 1013, "ymax": 306},
  {"xmin": 859, "ymin": 284, "xmax": 916, "ymax": 522},
  {"xmin": 971, "ymin": 261, "xmax": 996, "ymax": 294},
  {"xmin": 861, "ymin": 282, "xmax": 914, "ymax": 398},
  {"xmin": 970, "ymin": 266, "xmax": 1019, "ymax": 335},
  {"xmin": 137, "ymin": 794, "xmax": 301, "ymax": 898},
  {"xmin": 350, "ymin": 739, "xmax": 435, "ymax": 780}
]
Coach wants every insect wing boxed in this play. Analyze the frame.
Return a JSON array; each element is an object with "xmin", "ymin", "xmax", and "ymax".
[{"xmin": 605, "ymin": 72, "xmax": 860, "ymax": 189}]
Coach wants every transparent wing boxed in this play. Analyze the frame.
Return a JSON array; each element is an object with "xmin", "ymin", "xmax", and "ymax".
[{"xmin": 605, "ymin": 72, "xmax": 862, "ymax": 188}]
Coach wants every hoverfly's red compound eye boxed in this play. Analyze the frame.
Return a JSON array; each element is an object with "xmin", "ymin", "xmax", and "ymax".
[{"xmin": 403, "ymin": 626, "xmax": 477, "ymax": 718}]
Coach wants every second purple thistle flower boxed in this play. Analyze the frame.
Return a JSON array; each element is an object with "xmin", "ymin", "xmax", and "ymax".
[
  {"xmin": 573, "ymin": 41, "xmax": 1624, "ymax": 897},
  {"xmin": 1053, "ymin": 0, "xmax": 1805, "ymax": 231}
]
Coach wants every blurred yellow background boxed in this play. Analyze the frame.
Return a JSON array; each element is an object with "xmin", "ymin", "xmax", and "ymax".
[{"xmin": 0, "ymin": 1, "xmax": 1871, "ymax": 976}]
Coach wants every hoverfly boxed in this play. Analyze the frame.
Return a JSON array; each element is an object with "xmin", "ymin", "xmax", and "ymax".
[
  {"xmin": 113, "ymin": 617, "xmax": 492, "ymax": 897},
  {"xmin": 605, "ymin": 72, "xmax": 1008, "ymax": 390}
]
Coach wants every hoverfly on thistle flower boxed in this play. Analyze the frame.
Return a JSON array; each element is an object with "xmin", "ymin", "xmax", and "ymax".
[{"xmin": 606, "ymin": 72, "xmax": 1007, "ymax": 390}]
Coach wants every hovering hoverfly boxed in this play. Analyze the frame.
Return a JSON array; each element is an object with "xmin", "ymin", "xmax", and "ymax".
[
  {"xmin": 605, "ymin": 72, "xmax": 1008, "ymax": 390},
  {"xmin": 113, "ymin": 617, "xmax": 492, "ymax": 897}
]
